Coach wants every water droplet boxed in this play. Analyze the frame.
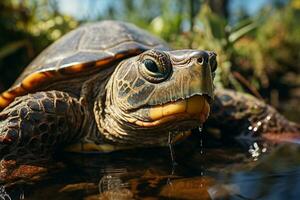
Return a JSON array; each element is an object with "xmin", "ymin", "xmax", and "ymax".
[
  {"xmin": 257, "ymin": 121, "xmax": 262, "ymax": 126},
  {"xmin": 168, "ymin": 132, "xmax": 177, "ymax": 166},
  {"xmin": 20, "ymin": 189, "xmax": 25, "ymax": 200},
  {"xmin": 248, "ymin": 142, "xmax": 262, "ymax": 161},
  {"xmin": 198, "ymin": 126, "xmax": 203, "ymax": 133}
]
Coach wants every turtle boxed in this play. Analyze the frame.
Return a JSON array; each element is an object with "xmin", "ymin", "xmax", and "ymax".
[{"xmin": 0, "ymin": 20, "xmax": 298, "ymax": 183}]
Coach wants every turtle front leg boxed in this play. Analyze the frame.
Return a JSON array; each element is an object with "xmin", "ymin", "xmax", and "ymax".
[
  {"xmin": 0, "ymin": 91, "xmax": 84, "ymax": 183},
  {"xmin": 206, "ymin": 88, "xmax": 299, "ymax": 146}
]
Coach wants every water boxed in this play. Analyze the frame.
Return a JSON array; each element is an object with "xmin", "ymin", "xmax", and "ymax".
[
  {"xmin": 3, "ymin": 132, "xmax": 300, "ymax": 200},
  {"xmin": 168, "ymin": 131, "xmax": 177, "ymax": 167}
]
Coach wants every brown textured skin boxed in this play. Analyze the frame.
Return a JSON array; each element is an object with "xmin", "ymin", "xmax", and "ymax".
[
  {"xmin": 0, "ymin": 91, "xmax": 84, "ymax": 182},
  {"xmin": 93, "ymin": 50, "xmax": 214, "ymax": 146}
]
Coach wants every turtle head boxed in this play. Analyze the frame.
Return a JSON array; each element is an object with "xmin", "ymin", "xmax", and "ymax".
[{"xmin": 97, "ymin": 49, "xmax": 217, "ymax": 147}]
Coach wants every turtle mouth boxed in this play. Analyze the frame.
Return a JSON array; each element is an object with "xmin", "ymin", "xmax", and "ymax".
[{"xmin": 133, "ymin": 95, "xmax": 210, "ymax": 127}]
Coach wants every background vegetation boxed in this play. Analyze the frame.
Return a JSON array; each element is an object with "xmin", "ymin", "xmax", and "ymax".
[{"xmin": 0, "ymin": 0, "xmax": 299, "ymax": 121}]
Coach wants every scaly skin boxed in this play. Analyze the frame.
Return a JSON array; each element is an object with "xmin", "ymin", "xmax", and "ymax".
[
  {"xmin": 92, "ymin": 49, "xmax": 214, "ymax": 147},
  {"xmin": 0, "ymin": 91, "xmax": 84, "ymax": 182}
]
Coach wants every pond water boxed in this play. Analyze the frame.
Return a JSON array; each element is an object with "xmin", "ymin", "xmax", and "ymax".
[{"xmin": 4, "ymin": 132, "xmax": 300, "ymax": 200}]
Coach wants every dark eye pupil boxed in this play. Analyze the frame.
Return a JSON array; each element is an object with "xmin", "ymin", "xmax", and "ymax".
[{"xmin": 143, "ymin": 59, "xmax": 159, "ymax": 73}]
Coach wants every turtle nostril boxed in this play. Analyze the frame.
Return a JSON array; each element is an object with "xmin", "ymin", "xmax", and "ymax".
[{"xmin": 197, "ymin": 57, "xmax": 204, "ymax": 65}]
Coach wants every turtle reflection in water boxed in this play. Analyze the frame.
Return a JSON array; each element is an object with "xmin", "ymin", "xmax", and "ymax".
[{"xmin": 0, "ymin": 21, "xmax": 299, "ymax": 184}]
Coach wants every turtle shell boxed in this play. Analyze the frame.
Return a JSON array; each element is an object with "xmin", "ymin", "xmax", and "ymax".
[{"xmin": 0, "ymin": 20, "xmax": 169, "ymax": 109}]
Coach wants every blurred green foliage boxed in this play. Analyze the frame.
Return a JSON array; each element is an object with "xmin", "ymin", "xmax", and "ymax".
[
  {"xmin": 172, "ymin": 3, "xmax": 262, "ymax": 92},
  {"xmin": 0, "ymin": 0, "xmax": 78, "ymax": 89},
  {"xmin": 0, "ymin": 0, "xmax": 299, "ymax": 120},
  {"xmin": 168, "ymin": 1, "xmax": 300, "ymax": 112}
]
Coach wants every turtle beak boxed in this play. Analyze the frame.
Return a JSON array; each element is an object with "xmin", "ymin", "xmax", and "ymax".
[
  {"xmin": 187, "ymin": 58, "xmax": 214, "ymax": 103},
  {"xmin": 171, "ymin": 49, "xmax": 215, "ymax": 103}
]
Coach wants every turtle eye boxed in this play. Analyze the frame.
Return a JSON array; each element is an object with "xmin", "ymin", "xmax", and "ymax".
[
  {"xmin": 139, "ymin": 51, "xmax": 172, "ymax": 83},
  {"xmin": 143, "ymin": 59, "xmax": 159, "ymax": 73}
]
